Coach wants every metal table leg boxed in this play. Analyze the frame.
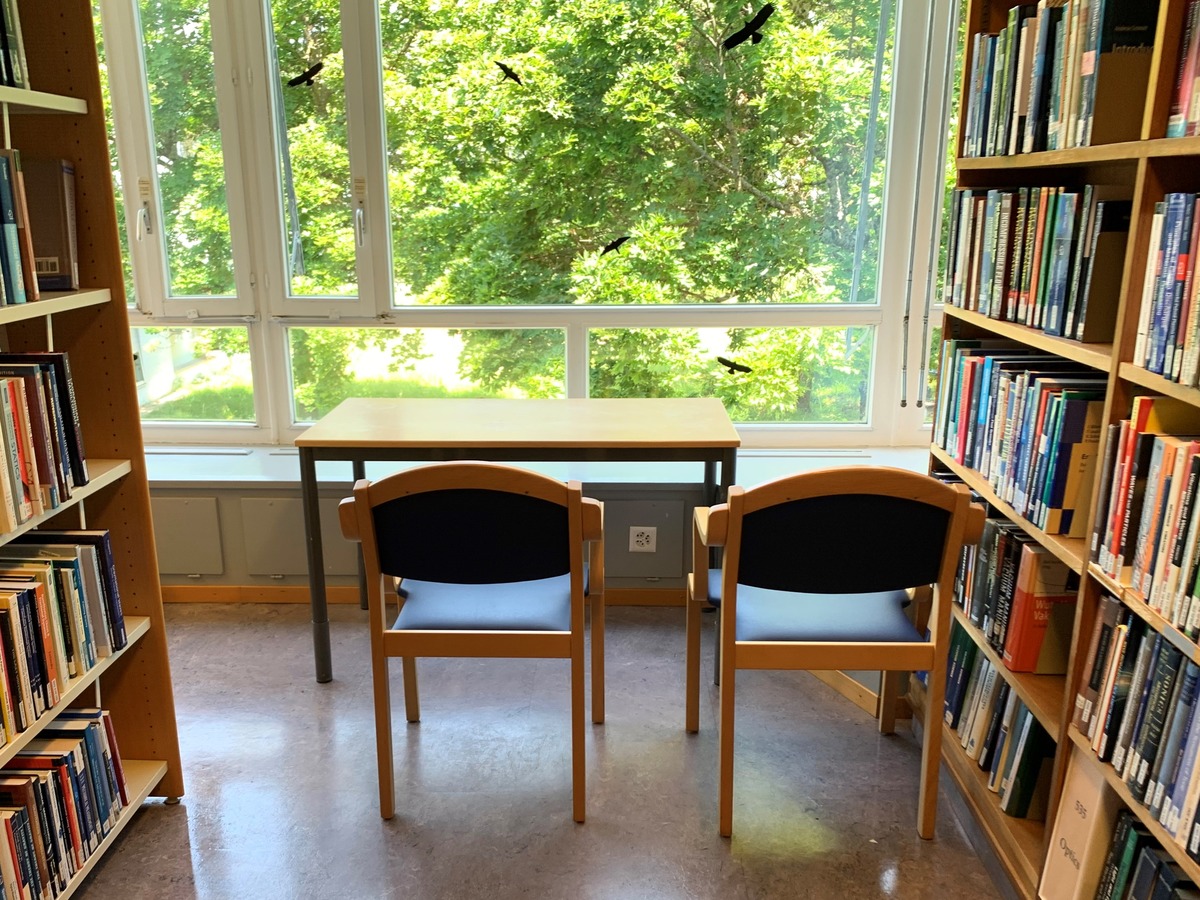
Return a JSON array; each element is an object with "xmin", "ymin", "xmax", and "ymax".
[{"xmin": 300, "ymin": 448, "xmax": 332, "ymax": 683}]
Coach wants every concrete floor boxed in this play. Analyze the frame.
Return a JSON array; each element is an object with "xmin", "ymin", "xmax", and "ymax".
[{"xmin": 75, "ymin": 604, "xmax": 1014, "ymax": 900}]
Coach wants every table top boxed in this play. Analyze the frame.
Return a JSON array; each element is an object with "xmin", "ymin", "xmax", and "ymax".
[{"xmin": 295, "ymin": 398, "xmax": 741, "ymax": 450}]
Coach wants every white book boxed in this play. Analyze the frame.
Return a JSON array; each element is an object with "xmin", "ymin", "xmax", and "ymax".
[{"xmin": 1133, "ymin": 206, "xmax": 1166, "ymax": 368}]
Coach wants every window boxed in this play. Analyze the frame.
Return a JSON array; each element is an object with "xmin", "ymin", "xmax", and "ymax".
[{"xmin": 97, "ymin": 0, "xmax": 959, "ymax": 447}]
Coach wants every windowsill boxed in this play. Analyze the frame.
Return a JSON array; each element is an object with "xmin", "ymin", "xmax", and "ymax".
[{"xmin": 142, "ymin": 445, "xmax": 931, "ymax": 490}]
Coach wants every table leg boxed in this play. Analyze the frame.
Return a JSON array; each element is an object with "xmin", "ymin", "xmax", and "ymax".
[
  {"xmin": 301, "ymin": 448, "xmax": 332, "ymax": 683},
  {"xmin": 354, "ymin": 460, "xmax": 368, "ymax": 610}
]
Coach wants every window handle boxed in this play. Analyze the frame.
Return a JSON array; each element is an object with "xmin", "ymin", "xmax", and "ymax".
[{"xmin": 136, "ymin": 177, "xmax": 153, "ymax": 240}]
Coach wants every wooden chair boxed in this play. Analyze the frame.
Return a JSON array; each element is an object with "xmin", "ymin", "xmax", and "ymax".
[
  {"xmin": 684, "ymin": 466, "xmax": 984, "ymax": 838},
  {"xmin": 338, "ymin": 461, "xmax": 605, "ymax": 822}
]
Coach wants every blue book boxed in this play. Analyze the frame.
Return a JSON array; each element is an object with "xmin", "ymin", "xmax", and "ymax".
[
  {"xmin": 0, "ymin": 155, "xmax": 25, "ymax": 305},
  {"xmin": 1043, "ymin": 191, "xmax": 1080, "ymax": 336}
]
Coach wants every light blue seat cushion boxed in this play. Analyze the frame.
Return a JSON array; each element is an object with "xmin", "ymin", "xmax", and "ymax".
[
  {"xmin": 706, "ymin": 571, "xmax": 923, "ymax": 643},
  {"xmin": 395, "ymin": 573, "xmax": 572, "ymax": 632}
]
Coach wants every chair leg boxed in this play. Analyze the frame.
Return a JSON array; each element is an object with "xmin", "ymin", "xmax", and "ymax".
[
  {"xmin": 918, "ymin": 661, "xmax": 948, "ymax": 839},
  {"xmin": 878, "ymin": 670, "xmax": 903, "ymax": 735},
  {"xmin": 717, "ymin": 613, "xmax": 735, "ymax": 837},
  {"xmin": 686, "ymin": 595, "xmax": 702, "ymax": 733},
  {"xmin": 373, "ymin": 654, "xmax": 395, "ymax": 819},
  {"xmin": 591, "ymin": 589, "xmax": 605, "ymax": 725},
  {"xmin": 402, "ymin": 657, "xmax": 420, "ymax": 723},
  {"xmin": 572, "ymin": 633, "xmax": 586, "ymax": 824}
]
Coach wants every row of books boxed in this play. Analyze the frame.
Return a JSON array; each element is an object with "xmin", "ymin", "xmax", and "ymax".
[
  {"xmin": 1168, "ymin": 0, "xmax": 1200, "ymax": 140},
  {"xmin": 0, "ymin": 531, "xmax": 126, "ymax": 748},
  {"xmin": 1090, "ymin": 398, "xmax": 1200, "ymax": 628},
  {"xmin": 0, "ymin": 351, "xmax": 88, "ymax": 536},
  {"xmin": 1073, "ymin": 594, "xmax": 1200, "ymax": 864},
  {"xmin": 956, "ymin": 515, "xmax": 1077, "ymax": 674},
  {"xmin": 943, "ymin": 619, "xmax": 1055, "ymax": 819},
  {"xmin": 935, "ymin": 338, "xmax": 1105, "ymax": 537},
  {"xmin": 1042, "ymin": 746, "xmax": 1198, "ymax": 900},
  {"xmin": 0, "ymin": 151, "xmax": 80, "ymax": 307},
  {"xmin": 962, "ymin": 0, "xmax": 1159, "ymax": 158},
  {"xmin": 1131, "ymin": 193, "xmax": 1200, "ymax": 386},
  {"xmin": 942, "ymin": 183, "xmax": 1131, "ymax": 343},
  {"xmin": 0, "ymin": 708, "xmax": 127, "ymax": 900}
]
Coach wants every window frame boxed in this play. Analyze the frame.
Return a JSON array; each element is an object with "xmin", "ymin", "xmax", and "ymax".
[{"xmin": 98, "ymin": 0, "xmax": 958, "ymax": 449}]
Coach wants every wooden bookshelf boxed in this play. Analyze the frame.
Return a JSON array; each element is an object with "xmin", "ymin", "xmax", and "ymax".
[
  {"xmin": 926, "ymin": 1, "xmax": 1200, "ymax": 897},
  {"xmin": 0, "ymin": 0, "xmax": 185, "ymax": 894}
]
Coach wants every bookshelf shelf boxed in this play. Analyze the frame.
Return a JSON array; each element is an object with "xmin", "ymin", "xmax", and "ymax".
[
  {"xmin": 0, "ymin": 291, "xmax": 110, "ymax": 327},
  {"xmin": 955, "ymin": 136, "xmax": 1200, "ymax": 171},
  {"xmin": 931, "ymin": 445, "xmax": 1089, "ymax": 575},
  {"xmin": 942, "ymin": 306, "xmax": 1113, "ymax": 371},
  {"xmin": 0, "ymin": 85, "xmax": 86, "ymax": 116},
  {"xmin": 1118, "ymin": 361, "xmax": 1200, "ymax": 405}
]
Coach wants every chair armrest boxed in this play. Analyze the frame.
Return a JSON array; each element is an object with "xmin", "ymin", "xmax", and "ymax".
[
  {"xmin": 582, "ymin": 497, "xmax": 604, "ymax": 542},
  {"xmin": 338, "ymin": 496, "xmax": 360, "ymax": 542},
  {"xmin": 695, "ymin": 503, "xmax": 728, "ymax": 547},
  {"xmin": 964, "ymin": 501, "xmax": 985, "ymax": 545}
]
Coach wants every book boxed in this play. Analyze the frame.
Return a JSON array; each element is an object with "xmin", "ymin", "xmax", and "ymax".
[
  {"xmin": 0, "ymin": 151, "xmax": 39, "ymax": 305},
  {"xmin": 1073, "ymin": 592, "xmax": 1124, "ymax": 733},
  {"xmin": 1038, "ymin": 744, "xmax": 1121, "ymax": 900},
  {"xmin": 1074, "ymin": 197, "xmax": 1132, "ymax": 341},
  {"xmin": 1147, "ymin": 661, "xmax": 1200, "ymax": 820},
  {"xmin": 1002, "ymin": 541, "xmax": 1077, "ymax": 673},
  {"xmin": 1125, "ymin": 641, "xmax": 1184, "ymax": 801},
  {"xmin": 1095, "ymin": 809, "xmax": 1135, "ymax": 900},
  {"xmin": 22, "ymin": 159, "xmax": 78, "ymax": 293},
  {"xmin": 1115, "ymin": 633, "xmax": 1166, "ymax": 776},
  {"xmin": 1084, "ymin": 0, "xmax": 1161, "ymax": 146},
  {"xmin": 0, "ymin": 151, "xmax": 26, "ymax": 306},
  {"xmin": 1096, "ymin": 619, "xmax": 1147, "ymax": 762},
  {"xmin": 1091, "ymin": 616, "xmax": 1131, "ymax": 744}
]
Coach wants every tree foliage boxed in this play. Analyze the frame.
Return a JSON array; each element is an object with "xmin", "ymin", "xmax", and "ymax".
[{"xmin": 139, "ymin": 0, "xmax": 892, "ymax": 423}]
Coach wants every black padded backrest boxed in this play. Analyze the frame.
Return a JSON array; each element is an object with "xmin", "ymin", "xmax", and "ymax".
[
  {"xmin": 372, "ymin": 488, "xmax": 570, "ymax": 583},
  {"xmin": 738, "ymin": 493, "xmax": 950, "ymax": 594}
]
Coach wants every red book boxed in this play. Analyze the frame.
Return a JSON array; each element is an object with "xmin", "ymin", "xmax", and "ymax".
[{"xmin": 1003, "ymin": 542, "xmax": 1077, "ymax": 673}]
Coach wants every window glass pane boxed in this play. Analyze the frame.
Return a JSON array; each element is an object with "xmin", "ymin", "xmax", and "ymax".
[
  {"xmin": 287, "ymin": 327, "xmax": 566, "ymax": 422},
  {"xmin": 268, "ymin": 1, "xmax": 356, "ymax": 297},
  {"xmin": 138, "ymin": 0, "xmax": 234, "ymax": 296},
  {"xmin": 379, "ymin": 1, "xmax": 892, "ymax": 308},
  {"xmin": 133, "ymin": 327, "xmax": 254, "ymax": 422},
  {"xmin": 588, "ymin": 326, "xmax": 874, "ymax": 424}
]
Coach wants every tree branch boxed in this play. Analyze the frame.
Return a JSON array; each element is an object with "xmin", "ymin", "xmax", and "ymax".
[{"xmin": 664, "ymin": 125, "xmax": 796, "ymax": 213}]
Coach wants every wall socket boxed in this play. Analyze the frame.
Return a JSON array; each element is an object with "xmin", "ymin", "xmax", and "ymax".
[{"xmin": 629, "ymin": 526, "xmax": 657, "ymax": 553}]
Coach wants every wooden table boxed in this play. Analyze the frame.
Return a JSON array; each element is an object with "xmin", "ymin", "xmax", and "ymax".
[{"xmin": 296, "ymin": 397, "xmax": 741, "ymax": 682}]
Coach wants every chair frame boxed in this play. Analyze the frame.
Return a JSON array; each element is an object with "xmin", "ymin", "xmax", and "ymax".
[
  {"xmin": 685, "ymin": 466, "xmax": 983, "ymax": 838},
  {"xmin": 339, "ymin": 462, "xmax": 605, "ymax": 823}
]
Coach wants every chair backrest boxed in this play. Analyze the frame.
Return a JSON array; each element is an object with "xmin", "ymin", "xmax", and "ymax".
[
  {"xmin": 724, "ymin": 467, "xmax": 976, "ymax": 595},
  {"xmin": 344, "ymin": 462, "xmax": 581, "ymax": 585}
]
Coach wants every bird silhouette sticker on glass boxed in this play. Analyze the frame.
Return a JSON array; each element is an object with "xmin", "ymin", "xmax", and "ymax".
[
  {"xmin": 601, "ymin": 236, "xmax": 631, "ymax": 255},
  {"xmin": 722, "ymin": 4, "xmax": 775, "ymax": 51},
  {"xmin": 287, "ymin": 62, "xmax": 324, "ymax": 87},
  {"xmin": 495, "ymin": 61, "xmax": 523, "ymax": 85},
  {"xmin": 717, "ymin": 356, "xmax": 752, "ymax": 374}
]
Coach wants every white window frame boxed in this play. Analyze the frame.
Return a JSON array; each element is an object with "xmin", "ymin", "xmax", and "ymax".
[{"xmin": 98, "ymin": 0, "xmax": 959, "ymax": 449}]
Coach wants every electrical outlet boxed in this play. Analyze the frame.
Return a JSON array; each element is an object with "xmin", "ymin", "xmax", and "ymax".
[{"xmin": 629, "ymin": 526, "xmax": 657, "ymax": 553}]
